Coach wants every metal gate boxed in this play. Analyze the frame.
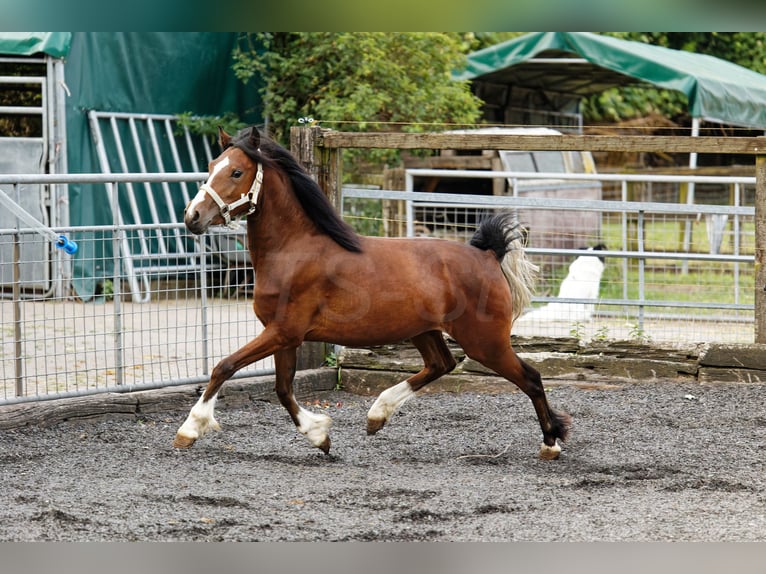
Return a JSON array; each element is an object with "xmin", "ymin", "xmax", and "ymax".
[
  {"xmin": 87, "ymin": 111, "xmax": 247, "ymax": 303},
  {"xmin": 0, "ymin": 54, "xmax": 68, "ymax": 296},
  {"xmin": 1, "ymin": 171, "xmax": 273, "ymax": 406}
]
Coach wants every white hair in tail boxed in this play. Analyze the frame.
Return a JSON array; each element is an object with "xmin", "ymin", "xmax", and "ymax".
[{"xmin": 470, "ymin": 213, "xmax": 538, "ymax": 322}]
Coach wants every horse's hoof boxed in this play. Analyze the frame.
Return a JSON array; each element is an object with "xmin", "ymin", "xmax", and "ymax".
[
  {"xmin": 173, "ymin": 434, "xmax": 197, "ymax": 449},
  {"xmin": 318, "ymin": 436, "xmax": 331, "ymax": 455},
  {"xmin": 539, "ymin": 442, "xmax": 561, "ymax": 460},
  {"xmin": 367, "ymin": 418, "xmax": 385, "ymax": 435}
]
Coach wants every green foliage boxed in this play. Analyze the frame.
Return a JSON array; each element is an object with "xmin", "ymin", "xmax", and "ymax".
[
  {"xmin": 569, "ymin": 321, "xmax": 586, "ymax": 340},
  {"xmin": 98, "ymin": 279, "xmax": 114, "ymax": 301},
  {"xmin": 592, "ymin": 325, "xmax": 610, "ymax": 342},
  {"xmin": 581, "ymin": 86, "xmax": 689, "ymax": 124},
  {"xmin": 628, "ymin": 322, "xmax": 652, "ymax": 343},
  {"xmin": 323, "ymin": 351, "xmax": 338, "ymax": 368},
  {"xmin": 343, "ymin": 198, "xmax": 383, "ymax": 236},
  {"xmin": 185, "ymin": 32, "xmax": 766, "ymax": 169},
  {"xmin": 175, "ymin": 112, "xmax": 247, "ymax": 146},
  {"xmin": 0, "ymin": 61, "xmax": 44, "ymax": 137},
  {"xmin": 232, "ymin": 33, "xmax": 483, "ymax": 148},
  {"xmin": 322, "ymin": 351, "xmax": 343, "ymax": 390}
]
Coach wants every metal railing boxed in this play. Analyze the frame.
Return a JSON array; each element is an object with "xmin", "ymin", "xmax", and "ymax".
[
  {"xmin": 1, "ymin": 172, "xmax": 272, "ymax": 405},
  {"xmin": 343, "ymin": 169, "xmax": 756, "ymax": 344},
  {"xmin": 1, "ymin": 166, "xmax": 759, "ymax": 404}
]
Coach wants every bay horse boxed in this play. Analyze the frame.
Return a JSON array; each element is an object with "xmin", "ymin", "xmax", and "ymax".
[{"xmin": 174, "ymin": 126, "xmax": 571, "ymax": 460}]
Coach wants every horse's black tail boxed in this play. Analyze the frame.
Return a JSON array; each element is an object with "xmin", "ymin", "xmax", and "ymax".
[{"xmin": 470, "ymin": 213, "xmax": 538, "ymax": 321}]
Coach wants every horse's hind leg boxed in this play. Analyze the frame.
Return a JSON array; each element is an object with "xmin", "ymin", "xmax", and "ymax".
[
  {"xmin": 367, "ymin": 330, "xmax": 457, "ymax": 435},
  {"xmin": 458, "ymin": 339, "xmax": 571, "ymax": 459},
  {"xmin": 273, "ymin": 347, "xmax": 332, "ymax": 454}
]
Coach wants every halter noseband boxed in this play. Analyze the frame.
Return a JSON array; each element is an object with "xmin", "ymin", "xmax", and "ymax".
[{"xmin": 199, "ymin": 161, "xmax": 264, "ymax": 230}]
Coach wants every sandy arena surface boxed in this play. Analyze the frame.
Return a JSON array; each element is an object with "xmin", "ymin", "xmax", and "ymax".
[{"xmin": 1, "ymin": 379, "xmax": 765, "ymax": 541}]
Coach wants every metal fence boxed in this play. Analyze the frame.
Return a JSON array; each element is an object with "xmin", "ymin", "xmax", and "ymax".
[
  {"xmin": 1, "ymin": 165, "xmax": 759, "ymax": 405},
  {"xmin": 342, "ymin": 168, "xmax": 756, "ymax": 345},
  {"xmin": 1, "ymin": 173, "xmax": 273, "ymax": 405}
]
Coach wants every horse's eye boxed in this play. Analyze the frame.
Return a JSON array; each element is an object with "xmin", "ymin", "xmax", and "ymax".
[{"xmin": 232, "ymin": 169, "xmax": 243, "ymax": 179}]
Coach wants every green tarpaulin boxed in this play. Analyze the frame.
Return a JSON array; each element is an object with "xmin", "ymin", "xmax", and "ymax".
[
  {"xmin": 455, "ymin": 32, "xmax": 766, "ymax": 129},
  {"xmin": 63, "ymin": 33, "xmax": 261, "ymax": 299},
  {"xmin": 0, "ymin": 32, "xmax": 71, "ymax": 58},
  {"xmin": 1, "ymin": 32, "xmax": 262, "ymax": 300}
]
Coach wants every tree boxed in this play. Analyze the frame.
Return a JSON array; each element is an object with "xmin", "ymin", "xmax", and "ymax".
[
  {"xmin": 0, "ymin": 61, "xmax": 44, "ymax": 137},
  {"xmin": 233, "ymin": 32, "xmax": 483, "ymax": 145}
]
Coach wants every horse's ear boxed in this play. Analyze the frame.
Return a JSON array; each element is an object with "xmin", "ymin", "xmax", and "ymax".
[
  {"xmin": 217, "ymin": 126, "xmax": 232, "ymax": 150},
  {"xmin": 248, "ymin": 126, "xmax": 261, "ymax": 150}
]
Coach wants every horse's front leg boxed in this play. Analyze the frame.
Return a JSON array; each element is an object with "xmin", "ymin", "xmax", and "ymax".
[
  {"xmin": 274, "ymin": 348, "xmax": 332, "ymax": 453},
  {"xmin": 173, "ymin": 327, "xmax": 295, "ymax": 449}
]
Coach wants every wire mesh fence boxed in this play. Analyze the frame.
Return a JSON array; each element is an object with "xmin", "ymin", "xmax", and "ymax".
[
  {"xmin": 0, "ymin": 165, "xmax": 759, "ymax": 404},
  {"xmin": 342, "ymin": 180, "xmax": 756, "ymax": 346},
  {"xmin": 1, "ymin": 221, "xmax": 271, "ymax": 405}
]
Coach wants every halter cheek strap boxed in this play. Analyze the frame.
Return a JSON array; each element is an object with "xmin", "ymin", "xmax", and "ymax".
[{"xmin": 199, "ymin": 161, "xmax": 264, "ymax": 230}]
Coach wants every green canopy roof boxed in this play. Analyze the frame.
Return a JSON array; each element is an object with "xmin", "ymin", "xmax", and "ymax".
[
  {"xmin": 0, "ymin": 32, "xmax": 72, "ymax": 58},
  {"xmin": 455, "ymin": 32, "xmax": 766, "ymax": 129}
]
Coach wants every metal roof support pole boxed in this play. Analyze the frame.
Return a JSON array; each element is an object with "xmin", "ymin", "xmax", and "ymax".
[
  {"xmin": 681, "ymin": 117, "xmax": 700, "ymax": 274},
  {"xmin": 404, "ymin": 171, "xmax": 414, "ymax": 237},
  {"xmin": 50, "ymin": 57, "xmax": 72, "ymax": 298}
]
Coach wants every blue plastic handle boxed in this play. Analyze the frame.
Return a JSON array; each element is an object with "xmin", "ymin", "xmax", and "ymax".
[{"xmin": 56, "ymin": 235, "xmax": 78, "ymax": 255}]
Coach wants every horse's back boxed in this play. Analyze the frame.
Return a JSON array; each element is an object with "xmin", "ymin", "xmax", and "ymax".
[
  {"xmin": 342, "ymin": 236, "xmax": 489, "ymax": 291},
  {"xmin": 302, "ymin": 235, "xmax": 513, "ymax": 345}
]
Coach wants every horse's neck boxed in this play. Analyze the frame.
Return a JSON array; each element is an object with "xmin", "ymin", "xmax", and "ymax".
[{"xmin": 245, "ymin": 181, "xmax": 316, "ymax": 267}]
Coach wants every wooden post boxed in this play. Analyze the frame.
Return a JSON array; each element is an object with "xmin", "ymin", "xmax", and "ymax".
[
  {"xmin": 290, "ymin": 125, "xmax": 341, "ymax": 207},
  {"xmin": 382, "ymin": 167, "xmax": 405, "ymax": 237},
  {"xmin": 289, "ymin": 126, "xmax": 317, "ymax": 173},
  {"xmin": 755, "ymin": 155, "xmax": 766, "ymax": 344},
  {"xmin": 289, "ymin": 126, "xmax": 334, "ymax": 369},
  {"xmin": 321, "ymin": 142, "xmax": 342, "ymax": 211}
]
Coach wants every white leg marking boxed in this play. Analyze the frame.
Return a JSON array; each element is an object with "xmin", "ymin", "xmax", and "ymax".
[
  {"xmin": 176, "ymin": 394, "xmax": 220, "ymax": 441},
  {"xmin": 296, "ymin": 406, "xmax": 332, "ymax": 448},
  {"xmin": 367, "ymin": 380, "xmax": 416, "ymax": 424},
  {"xmin": 539, "ymin": 441, "xmax": 562, "ymax": 460}
]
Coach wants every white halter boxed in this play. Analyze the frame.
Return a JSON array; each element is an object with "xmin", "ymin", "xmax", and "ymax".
[{"xmin": 199, "ymin": 161, "xmax": 264, "ymax": 230}]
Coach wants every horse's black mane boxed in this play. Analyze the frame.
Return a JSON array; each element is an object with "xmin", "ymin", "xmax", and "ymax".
[{"xmin": 229, "ymin": 128, "xmax": 362, "ymax": 253}]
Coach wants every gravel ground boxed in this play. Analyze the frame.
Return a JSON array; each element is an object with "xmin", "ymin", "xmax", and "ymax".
[{"xmin": 2, "ymin": 381, "xmax": 765, "ymax": 541}]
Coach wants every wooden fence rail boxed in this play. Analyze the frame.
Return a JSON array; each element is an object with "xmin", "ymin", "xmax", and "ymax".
[{"xmin": 291, "ymin": 127, "xmax": 766, "ymax": 345}]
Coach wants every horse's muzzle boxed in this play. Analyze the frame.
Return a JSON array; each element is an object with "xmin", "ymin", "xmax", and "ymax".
[{"xmin": 184, "ymin": 206, "xmax": 208, "ymax": 235}]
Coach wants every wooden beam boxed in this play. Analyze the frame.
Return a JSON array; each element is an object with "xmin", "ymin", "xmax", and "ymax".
[{"xmin": 319, "ymin": 131, "xmax": 766, "ymax": 155}]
